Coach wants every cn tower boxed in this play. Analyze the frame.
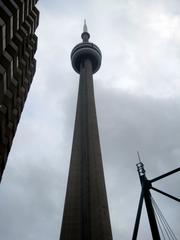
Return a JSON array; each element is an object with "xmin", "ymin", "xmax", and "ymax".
[{"xmin": 60, "ymin": 21, "xmax": 113, "ymax": 240}]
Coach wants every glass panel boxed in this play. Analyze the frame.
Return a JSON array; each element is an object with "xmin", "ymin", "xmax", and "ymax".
[
  {"xmin": 17, "ymin": 9, "xmax": 20, "ymax": 30},
  {"xmin": 10, "ymin": 16, "xmax": 13, "ymax": 39},
  {"xmin": 0, "ymin": 66, "xmax": 7, "ymax": 101},
  {"xmin": 10, "ymin": 60, "xmax": 13, "ymax": 79}
]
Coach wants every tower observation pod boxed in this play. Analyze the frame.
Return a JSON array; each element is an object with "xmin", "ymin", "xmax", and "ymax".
[
  {"xmin": 60, "ymin": 22, "xmax": 113, "ymax": 240},
  {"xmin": 71, "ymin": 20, "xmax": 102, "ymax": 74}
]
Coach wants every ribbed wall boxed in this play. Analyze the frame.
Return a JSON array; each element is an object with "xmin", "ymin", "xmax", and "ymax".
[{"xmin": 0, "ymin": 0, "xmax": 39, "ymax": 181}]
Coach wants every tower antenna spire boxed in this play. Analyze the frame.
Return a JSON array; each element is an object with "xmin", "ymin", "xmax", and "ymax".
[
  {"xmin": 81, "ymin": 20, "xmax": 90, "ymax": 42},
  {"xmin": 83, "ymin": 19, "xmax": 88, "ymax": 33},
  {"xmin": 137, "ymin": 151, "xmax": 142, "ymax": 163}
]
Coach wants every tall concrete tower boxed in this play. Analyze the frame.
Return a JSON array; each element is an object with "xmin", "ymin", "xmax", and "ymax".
[
  {"xmin": 0, "ymin": 0, "xmax": 39, "ymax": 181},
  {"xmin": 60, "ymin": 21, "xmax": 113, "ymax": 240}
]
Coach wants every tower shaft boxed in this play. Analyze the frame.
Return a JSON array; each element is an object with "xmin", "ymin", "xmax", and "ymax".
[{"xmin": 60, "ymin": 48, "xmax": 112, "ymax": 238}]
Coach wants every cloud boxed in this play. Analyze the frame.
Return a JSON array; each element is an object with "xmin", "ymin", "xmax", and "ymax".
[{"xmin": 0, "ymin": 1, "xmax": 180, "ymax": 240}]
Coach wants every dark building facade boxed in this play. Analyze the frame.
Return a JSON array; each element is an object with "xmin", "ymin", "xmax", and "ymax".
[
  {"xmin": 0, "ymin": 0, "xmax": 39, "ymax": 181},
  {"xmin": 60, "ymin": 22, "xmax": 113, "ymax": 240}
]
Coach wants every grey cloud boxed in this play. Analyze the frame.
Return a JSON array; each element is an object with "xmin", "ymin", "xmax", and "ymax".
[{"xmin": 0, "ymin": 0, "xmax": 180, "ymax": 240}]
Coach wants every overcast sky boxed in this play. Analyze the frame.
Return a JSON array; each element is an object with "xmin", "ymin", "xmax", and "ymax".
[{"xmin": 0, "ymin": 0, "xmax": 180, "ymax": 239}]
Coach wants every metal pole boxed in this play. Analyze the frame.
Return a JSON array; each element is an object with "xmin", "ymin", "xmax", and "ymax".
[
  {"xmin": 143, "ymin": 177, "xmax": 161, "ymax": 240},
  {"xmin": 151, "ymin": 186, "xmax": 180, "ymax": 202},
  {"xmin": 132, "ymin": 189, "xmax": 144, "ymax": 240},
  {"xmin": 136, "ymin": 162, "xmax": 161, "ymax": 240},
  {"xmin": 150, "ymin": 167, "xmax": 180, "ymax": 183}
]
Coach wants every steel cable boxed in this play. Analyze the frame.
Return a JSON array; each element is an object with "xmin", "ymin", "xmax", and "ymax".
[
  {"xmin": 151, "ymin": 197, "xmax": 171, "ymax": 240},
  {"xmin": 152, "ymin": 197, "xmax": 178, "ymax": 240},
  {"xmin": 151, "ymin": 196, "xmax": 178, "ymax": 240},
  {"xmin": 152, "ymin": 200, "xmax": 166, "ymax": 240}
]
